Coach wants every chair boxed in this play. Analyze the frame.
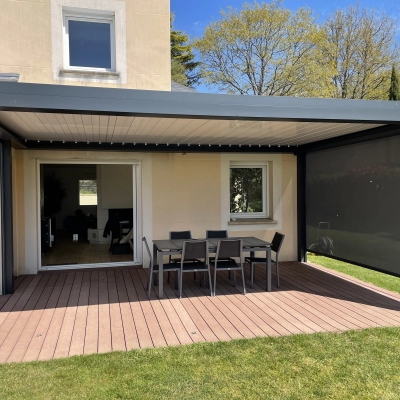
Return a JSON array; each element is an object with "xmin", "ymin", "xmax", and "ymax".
[
  {"xmin": 142, "ymin": 237, "xmax": 180, "ymax": 298},
  {"xmin": 245, "ymin": 232, "xmax": 285, "ymax": 289},
  {"xmin": 212, "ymin": 239, "xmax": 246, "ymax": 295},
  {"xmin": 206, "ymin": 230, "xmax": 231, "ymax": 277},
  {"xmin": 169, "ymin": 230, "xmax": 197, "ymax": 281},
  {"xmin": 179, "ymin": 240, "xmax": 213, "ymax": 298}
]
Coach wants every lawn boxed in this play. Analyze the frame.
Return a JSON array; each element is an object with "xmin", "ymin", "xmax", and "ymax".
[
  {"xmin": 1, "ymin": 328, "xmax": 400, "ymax": 399},
  {"xmin": 307, "ymin": 253, "xmax": 400, "ymax": 294}
]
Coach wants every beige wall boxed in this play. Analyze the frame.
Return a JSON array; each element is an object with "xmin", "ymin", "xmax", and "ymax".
[
  {"xmin": 0, "ymin": 0, "xmax": 171, "ymax": 90},
  {"xmin": 12, "ymin": 149, "xmax": 297, "ymax": 275}
]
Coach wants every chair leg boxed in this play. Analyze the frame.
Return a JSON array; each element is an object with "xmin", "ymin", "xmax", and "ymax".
[
  {"xmin": 228, "ymin": 271, "xmax": 231, "ymax": 279},
  {"xmin": 241, "ymin": 266, "xmax": 246, "ymax": 295},
  {"xmin": 179, "ymin": 270, "xmax": 183, "ymax": 298},
  {"xmin": 276, "ymin": 261, "xmax": 280, "ymax": 289},
  {"xmin": 174, "ymin": 270, "xmax": 179, "ymax": 290},
  {"xmin": 250, "ymin": 262, "xmax": 255, "ymax": 288},
  {"xmin": 147, "ymin": 270, "xmax": 154, "ymax": 298},
  {"xmin": 214, "ymin": 268, "xmax": 217, "ymax": 296},
  {"xmin": 208, "ymin": 269, "xmax": 213, "ymax": 296},
  {"xmin": 233, "ymin": 270, "xmax": 236, "ymax": 288},
  {"xmin": 167, "ymin": 271, "xmax": 170, "ymax": 283}
]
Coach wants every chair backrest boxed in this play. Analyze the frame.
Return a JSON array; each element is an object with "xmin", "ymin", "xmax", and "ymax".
[
  {"xmin": 169, "ymin": 231, "xmax": 192, "ymax": 240},
  {"xmin": 182, "ymin": 240, "xmax": 208, "ymax": 262},
  {"xmin": 206, "ymin": 230, "xmax": 228, "ymax": 239},
  {"xmin": 271, "ymin": 232, "xmax": 285, "ymax": 254},
  {"xmin": 142, "ymin": 237, "xmax": 153, "ymax": 266},
  {"xmin": 216, "ymin": 239, "xmax": 242, "ymax": 260}
]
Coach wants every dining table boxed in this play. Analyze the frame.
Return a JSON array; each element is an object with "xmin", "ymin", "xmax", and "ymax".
[{"xmin": 152, "ymin": 236, "xmax": 271, "ymax": 299}]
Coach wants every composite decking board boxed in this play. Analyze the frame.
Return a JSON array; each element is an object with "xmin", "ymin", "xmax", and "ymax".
[
  {"xmin": 84, "ymin": 270, "xmax": 100, "ymax": 355},
  {"xmin": 182, "ymin": 273, "xmax": 256, "ymax": 339},
  {"xmin": 281, "ymin": 263, "xmax": 400, "ymax": 326},
  {"xmin": 291, "ymin": 263, "xmax": 400, "ymax": 311},
  {"xmin": 179, "ymin": 275, "xmax": 243, "ymax": 341},
  {"xmin": 252, "ymin": 275, "xmax": 355, "ymax": 332},
  {"xmin": 211, "ymin": 273, "xmax": 283, "ymax": 337},
  {"xmin": 184, "ymin": 273, "xmax": 265, "ymax": 339},
  {"xmin": 272, "ymin": 269, "xmax": 372, "ymax": 330},
  {"xmin": 163, "ymin": 278, "xmax": 219, "ymax": 343},
  {"xmin": 160, "ymin": 275, "xmax": 206, "ymax": 344},
  {"xmin": 129, "ymin": 269, "xmax": 168, "ymax": 348},
  {"xmin": 136, "ymin": 270, "xmax": 180, "ymax": 347},
  {"xmin": 69, "ymin": 271, "xmax": 91, "ymax": 356},
  {"xmin": 0, "ymin": 274, "xmax": 50, "ymax": 351},
  {"xmin": 106, "ymin": 270, "xmax": 126, "ymax": 352},
  {"xmin": 98, "ymin": 270, "xmax": 112, "ymax": 354},
  {"xmin": 121, "ymin": 269, "xmax": 154, "ymax": 348},
  {"xmin": 136, "ymin": 269, "xmax": 192, "ymax": 346},
  {"xmin": 262, "ymin": 266, "xmax": 375, "ymax": 330},
  {"xmin": 2, "ymin": 263, "xmax": 400, "ymax": 363},
  {"xmin": 9, "ymin": 272, "xmax": 68, "ymax": 363},
  {"xmin": 114, "ymin": 269, "xmax": 140, "ymax": 351},
  {"xmin": 34, "ymin": 272, "xmax": 75, "ymax": 362},
  {"xmin": 0, "ymin": 274, "xmax": 53, "ymax": 363},
  {"xmin": 307, "ymin": 262, "xmax": 400, "ymax": 302},
  {"xmin": 4, "ymin": 273, "xmax": 60, "ymax": 363},
  {"xmin": 13, "ymin": 275, "xmax": 26, "ymax": 291},
  {"xmin": 280, "ymin": 263, "xmax": 400, "ymax": 327},
  {"xmin": 215, "ymin": 271, "xmax": 306, "ymax": 336},
  {"xmin": 53, "ymin": 272, "xmax": 84, "ymax": 359}
]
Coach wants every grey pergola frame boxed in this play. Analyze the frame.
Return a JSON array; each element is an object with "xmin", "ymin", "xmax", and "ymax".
[{"xmin": 1, "ymin": 81, "xmax": 400, "ymax": 293}]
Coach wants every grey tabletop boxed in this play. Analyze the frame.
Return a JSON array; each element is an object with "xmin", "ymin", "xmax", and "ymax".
[{"xmin": 153, "ymin": 236, "xmax": 271, "ymax": 250}]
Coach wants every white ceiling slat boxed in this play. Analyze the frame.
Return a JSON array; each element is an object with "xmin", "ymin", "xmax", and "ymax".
[{"xmin": 0, "ymin": 111, "xmax": 384, "ymax": 146}]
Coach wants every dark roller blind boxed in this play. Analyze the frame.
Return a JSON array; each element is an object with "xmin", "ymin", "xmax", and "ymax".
[{"xmin": 306, "ymin": 135, "xmax": 400, "ymax": 276}]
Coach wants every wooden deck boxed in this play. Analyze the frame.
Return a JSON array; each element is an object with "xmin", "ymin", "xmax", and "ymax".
[{"xmin": 1, "ymin": 261, "xmax": 400, "ymax": 363}]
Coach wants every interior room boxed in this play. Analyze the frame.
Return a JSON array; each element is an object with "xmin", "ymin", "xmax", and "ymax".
[{"xmin": 40, "ymin": 163, "xmax": 134, "ymax": 268}]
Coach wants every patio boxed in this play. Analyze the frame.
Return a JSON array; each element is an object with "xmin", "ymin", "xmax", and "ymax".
[{"xmin": 0, "ymin": 261, "xmax": 400, "ymax": 364}]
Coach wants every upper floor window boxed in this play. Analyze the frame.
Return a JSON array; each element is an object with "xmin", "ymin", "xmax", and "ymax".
[{"xmin": 63, "ymin": 11, "xmax": 115, "ymax": 71}]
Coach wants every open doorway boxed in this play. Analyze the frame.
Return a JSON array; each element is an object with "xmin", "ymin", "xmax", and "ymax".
[{"xmin": 39, "ymin": 163, "xmax": 140, "ymax": 269}]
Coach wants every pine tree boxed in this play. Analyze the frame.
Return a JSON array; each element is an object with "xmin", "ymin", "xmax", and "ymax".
[
  {"xmin": 170, "ymin": 14, "xmax": 201, "ymax": 87},
  {"xmin": 389, "ymin": 65, "xmax": 400, "ymax": 100}
]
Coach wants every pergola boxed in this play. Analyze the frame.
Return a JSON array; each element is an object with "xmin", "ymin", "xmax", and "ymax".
[{"xmin": 1, "ymin": 81, "xmax": 400, "ymax": 294}]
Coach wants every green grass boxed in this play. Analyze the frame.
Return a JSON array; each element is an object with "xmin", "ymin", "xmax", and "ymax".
[
  {"xmin": 1, "ymin": 329, "xmax": 400, "ymax": 399},
  {"xmin": 308, "ymin": 254, "xmax": 400, "ymax": 294}
]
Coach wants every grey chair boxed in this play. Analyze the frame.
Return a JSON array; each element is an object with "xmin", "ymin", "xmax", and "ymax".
[
  {"xmin": 179, "ymin": 240, "xmax": 213, "ymax": 298},
  {"xmin": 212, "ymin": 239, "xmax": 246, "ymax": 295},
  {"xmin": 206, "ymin": 230, "xmax": 231, "ymax": 277},
  {"xmin": 143, "ymin": 237, "xmax": 180, "ymax": 298},
  {"xmin": 245, "ymin": 232, "xmax": 285, "ymax": 289},
  {"xmin": 169, "ymin": 230, "xmax": 198, "ymax": 281}
]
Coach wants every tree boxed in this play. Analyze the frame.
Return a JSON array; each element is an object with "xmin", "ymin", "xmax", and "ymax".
[
  {"xmin": 322, "ymin": 4, "xmax": 399, "ymax": 100},
  {"xmin": 170, "ymin": 14, "xmax": 201, "ymax": 87},
  {"xmin": 389, "ymin": 65, "xmax": 400, "ymax": 100},
  {"xmin": 194, "ymin": 1, "xmax": 333, "ymax": 96}
]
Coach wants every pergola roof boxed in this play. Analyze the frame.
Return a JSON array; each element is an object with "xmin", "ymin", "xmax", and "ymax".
[{"xmin": 0, "ymin": 82, "xmax": 399, "ymax": 151}]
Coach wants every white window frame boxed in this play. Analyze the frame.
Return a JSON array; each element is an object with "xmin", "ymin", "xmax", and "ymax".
[
  {"xmin": 230, "ymin": 162, "xmax": 268, "ymax": 218},
  {"xmin": 63, "ymin": 10, "xmax": 116, "ymax": 72}
]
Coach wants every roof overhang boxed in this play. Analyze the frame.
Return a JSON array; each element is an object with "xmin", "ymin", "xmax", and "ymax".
[{"xmin": 0, "ymin": 82, "xmax": 399, "ymax": 153}]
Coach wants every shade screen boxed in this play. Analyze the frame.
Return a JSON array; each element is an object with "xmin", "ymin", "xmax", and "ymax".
[{"xmin": 306, "ymin": 135, "xmax": 400, "ymax": 275}]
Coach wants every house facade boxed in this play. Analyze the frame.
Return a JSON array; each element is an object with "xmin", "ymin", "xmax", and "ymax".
[{"xmin": 0, "ymin": 0, "xmax": 298, "ymax": 294}]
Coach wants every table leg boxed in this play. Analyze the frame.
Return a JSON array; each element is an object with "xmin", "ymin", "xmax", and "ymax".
[
  {"xmin": 266, "ymin": 247, "xmax": 271, "ymax": 292},
  {"xmin": 152, "ymin": 244, "xmax": 158, "ymax": 286},
  {"xmin": 158, "ymin": 251, "xmax": 164, "ymax": 299}
]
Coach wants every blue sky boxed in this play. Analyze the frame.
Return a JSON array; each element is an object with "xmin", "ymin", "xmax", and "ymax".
[
  {"xmin": 171, "ymin": 0, "xmax": 400, "ymax": 37},
  {"xmin": 170, "ymin": 0, "xmax": 400, "ymax": 91}
]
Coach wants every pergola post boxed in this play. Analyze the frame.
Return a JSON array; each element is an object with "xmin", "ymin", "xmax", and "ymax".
[{"xmin": 297, "ymin": 152, "xmax": 307, "ymax": 262}]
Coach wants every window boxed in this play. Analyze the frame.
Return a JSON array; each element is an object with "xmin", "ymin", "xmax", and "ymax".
[
  {"xmin": 79, "ymin": 180, "xmax": 97, "ymax": 206},
  {"xmin": 64, "ymin": 11, "xmax": 115, "ymax": 71},
  {"xmin": 230, "ymin": 165, "xmax": 268, "ymax": 218}
]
